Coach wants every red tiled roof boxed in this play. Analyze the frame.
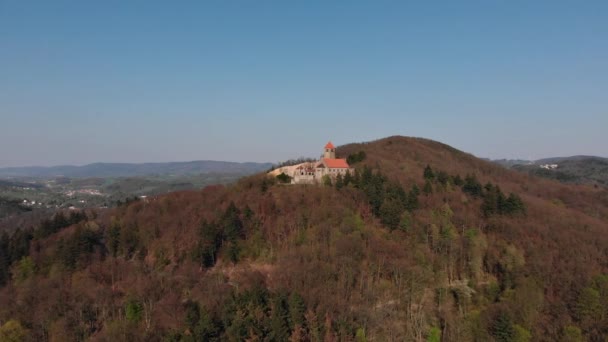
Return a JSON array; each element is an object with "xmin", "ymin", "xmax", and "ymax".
[
  {"xmin": 325, "ymin": 141, "xmax": 335, "ymax": 149},
  {"xmin": 322, "ymin": 158, "xmax": 350, "ymax": 168}
]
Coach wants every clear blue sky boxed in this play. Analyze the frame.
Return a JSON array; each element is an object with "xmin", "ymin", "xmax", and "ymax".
[{"xmin": 1, "ymin": 1, "xmax": 606, "ymax": 167}]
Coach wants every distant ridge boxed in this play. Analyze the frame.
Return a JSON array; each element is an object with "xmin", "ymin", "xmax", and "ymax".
[
  {"xmin": 0, "ymin": 160, "xmax": 273, "ymax": 178},
  {"xmin": 492, "ymin": 155, "xmax": 608, "ymax": 186}
]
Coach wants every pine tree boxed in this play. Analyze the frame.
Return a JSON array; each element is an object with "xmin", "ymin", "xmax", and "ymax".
[
  {"xmin": 463, "ymin": 174, "xmax": 483, "ymax": 197},
  {"xmin": 270, "ymin": 293, "xmax": 290, "ymax": 342},
  {"xmin": 335, "ymin": 174, "xmax": 344, "ymax": 189},
  {"xmin": 491, "ymin": 312, "xmax": 514, "ymax": 342},
  {"xmin": 223, "ymin": 202, "xmax": 243, "ymax": 242},
  {"xmin": 288, "ymin": 292, "xmax": 306, "ymax": 330},
  {"xmin": 343, "ymin": 171, "xmax": 352, "ymax": 187},
  {"xmin": 423, "ymin": 180, "xmax": 433, "ymax": 195},
  {"xmin": 423, "ymin": 165, "xmax": 435, "ymax": 181}
]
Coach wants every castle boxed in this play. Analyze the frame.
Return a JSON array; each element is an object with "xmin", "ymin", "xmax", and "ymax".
[{"xmin": 270, "ymin": 142, "xmax": 354, "ymax": 184}]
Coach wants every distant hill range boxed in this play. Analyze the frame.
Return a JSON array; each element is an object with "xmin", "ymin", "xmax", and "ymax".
[
  {"xmin": 0, "ymin": 160, "xmax": 273, "ymax": 179},
  {"xmin": 493, "ymin": 155, "xmax": 608, "ymax": 186}
]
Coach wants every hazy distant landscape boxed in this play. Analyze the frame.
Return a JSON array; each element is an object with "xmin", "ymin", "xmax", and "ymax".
[
  {"xmin": 0, "ymin": 160, "xmax": 272, "ymax": 178},
  {"xmin": 0, "ymin": 160, "xmax": 271, "ymax": 221},
  {"xmin": 493, "ymin": 156, "xmax": 608, "ymax": 187}
]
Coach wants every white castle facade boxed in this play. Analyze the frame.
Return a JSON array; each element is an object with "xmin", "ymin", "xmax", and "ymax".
[{"xmin": 270, "ymin": 142, "xmax": 354, "ymax": 184}]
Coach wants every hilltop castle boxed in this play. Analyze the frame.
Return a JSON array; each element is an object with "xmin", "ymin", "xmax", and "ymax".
[{"xmin": 271, "ymin": 141, "xmax": 354, "ymax": 184}]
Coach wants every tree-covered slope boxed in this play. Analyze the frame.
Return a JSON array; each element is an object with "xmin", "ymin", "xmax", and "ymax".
[
  {"xmin": 0, "ymin": 136, "xmax": 607, "ymax": 341},
  {"xmin": 512, "ymin": 157, "xmax": 608, "ymax": 187}
]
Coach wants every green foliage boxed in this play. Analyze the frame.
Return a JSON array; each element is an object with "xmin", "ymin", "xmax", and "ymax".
[
  {"xmin": 575, "ymin": 287, "xmax": 602, "ymax": 323},
  {"xmin": 355, "ymin": 327, "xmax": 367, "ymax": 342},
  {"xmin": 322, "ymin": 175, "xmax": 332, "ymax": 187},
  {"xmin": 513, "ymin": 324, "xmax": 531, "ymax": 342},
  {"xmin": 0, "ymin": 319, "xmax": 28, "ymax": 342},
  {"xmin": 0, "ymin": 228, "xmax": 33, "ymax": 287},
  {"xmin": 222, "ymin": 202, "xmax": 243, "ymax": 241},
  {"xmin": 451, "ymin": 174, "xmax": 464, "ymax": 186},
  {"xmin": 180, "ymin": 300, "xmax": 221, "ymax": 341},
  {"xmin": 348, "ymin": 166, "xmax": 423, "ymax": 230},
  {"xmin": 194, "ymin": 305, "xmax": 221, "ymax": 341},
  {"xmin": 106, "ymin": 220, "xmax": 121, "ymax": 257},
  {"xmin": 125, "ymin": 298, "xmax": 143, "ymax": 323},
  {"xmin": 184, "ymin": 300, "xmax": 201, "ymax": 330},
  {"xmin": 436, "ymin": 171, "xmax": 449, "ymax": 187},
  {"xmin": 560, "ymin": 325, "xmax": 583, "ymax": 342},
  {"xmin": 379, "ymin": 199, "xmax": 403, "ymax": 231},
  {"xmin": 463, "ymin": 174, "xmax": 483, "ymax": 197},
  {"xmin": 222, "ymin": 286, "xmax": 270, "ymax": 340},
  {"xmin": 347, "ymin": 151, "xmax": 366, "ymax": 165},
  {"xmin": 335, "ymin": 173, "xmax": 344, "ymax": 189},
  {"xmin": 13, "ymin": 256, "xmax": 35, "ymax": 283},
  {"xmin": 426, "ymin": 326, "xmax": 441, "ymax": 342},
  {"xmin": 211, "ymin": 287, "xmax": 312, "ymax": 341},
  {"xmin": 481, "ymin": 183, "xmax": 526, "ymax": 217},
  {"xmin": 276, "ymin": 172, "xmax": 292, "ymax": 184},
  {"xmin": 225, "ymin": 240, "xmax": 241, "ymax": 264},
  {"xmin": 423, "ymin": 179, "xmax": 433, "ymax": 195},
  {"xmin": 35, "ymin": 211, "xmax": 87, "ymax": 239},
  {"xmin": 405, "ymin": 185, "xmax": 420, "ymax": 211},
  {"xmin": 288, "ymin": 292, "xmax": 306, "ymax": 330},
  {"xmin": 399, "ymin": 211, "xmax": 412, "ymax": 232},
  {"xmin": 343, "ymin": 171, "xmax": 353, "ymax": 187},
  {"xmin": 270, "ymin": 293, "xmax": 290, "ymax": 341},
  {"xmin": 423, "ymin": 165, "xmax": 435, "ymax": 181},
  {"xmin": 491, "ymin": 311, "xmax": 514, "ymax": 342},
  {"xmin": 194, "ymin": 220, "xmax": 222, "ymax": 267},
  {"xmin": 120, "ymin": 224, "xmax": 140, "ymax": 259},
  {"xmin": 56, "ymin": 226, "xmax": 103, "ymax": 269},
  {"xmin": 0, "ymin": 233, "xmax": 8, "ymax": 286}
]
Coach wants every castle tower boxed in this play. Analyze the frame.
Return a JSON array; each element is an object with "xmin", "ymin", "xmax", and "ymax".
[{"xmin": 323, "ymin": 141, "xmax": 336, "ymax": 159}]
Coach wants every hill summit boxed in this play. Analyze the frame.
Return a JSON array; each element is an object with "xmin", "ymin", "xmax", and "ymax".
[{"xmin": 0, "ymin": 136, "xmax": 607, "ymax": 341}]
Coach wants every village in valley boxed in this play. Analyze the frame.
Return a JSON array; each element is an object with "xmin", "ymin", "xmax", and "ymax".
[{"xmin": 269, "ymin": 142, "xmax": 354, "ymax": 184}]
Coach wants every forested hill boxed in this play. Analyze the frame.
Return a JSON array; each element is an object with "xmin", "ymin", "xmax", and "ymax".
[
  {"xmin": 511, "ymin": 157, "xmax": 608, "ymax": 187},
  {"xmin": 1, "ymin": 136, "xmax": 608, "ymax": 341}
]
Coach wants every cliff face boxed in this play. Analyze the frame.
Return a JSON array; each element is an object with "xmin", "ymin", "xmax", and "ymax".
[{"xmin": 1, "ymin": 136, "xmax": 607, "ymax": 341}]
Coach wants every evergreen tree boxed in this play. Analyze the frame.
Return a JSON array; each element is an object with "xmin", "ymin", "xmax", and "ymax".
[
  {"xmin": 423, "ymin": 180, "xmax": 433, "ymax": 195},
  {"xmin": 451, "ymin": 174, "xmax": 464, "ymax": 186},
  {"xmin": 194, "ymin": 306, "xmax": 220, "ymax": 341},
  {"xmin": 436, "ymin": 171, "xmax": 449, "ymax": 187},
  {"xmin": 106, "ymin": 221, "xmax": 121, "ymax": 257},
  {"xmin": 269, "ymin": 293, "xmax": 290, "ymax": 342},
  {"xmin": 184, "ymin": 300, "xmax": 201, "ymax": 330},
  {"xmin": 223, "ymin": 202, "xmax": 243, "ymax": 242},
  {"xmin": 335, "ymin": 174, "xmax": 344, "ymax": 189},
  {"xmin": 463, "ymin": 174, "xmax": 483, "ymax": 197},
  {"xmin": 411, "ymin": 183, "xmax": 421, "ymax": 196},
  {"xmin": 120, "ymin": 224, "xmax": 139, "ymax": 259},
  {"xmin": 491, "ymin": 312, "xmax": 514, "ymax": 342},
  {"xmin": 343, "ymin": 171, "xmax": 352, "ymax": 187},
  {"xmin": 197, "ymin": 220, "xmax": 221, "ymax": 267},
  {"xmin": 288, "ymin": 292, "xmax": 306, "ymax": 330},
  {"xmin": 0, "ymin": 232, "xmax": 9, "ymax": 286},
  {"xmin": 481, "ymin": 184, "xmax": 498, "ymax": 217},
  {"xmin": 423, "ymin": 165, "xmax": 435, "ymax": 181},
  {"xmin": 125, "ymin": 298, "xmax": 143, "ymax": 323},
  {"xmin": 406, "ymin": 185, "xmax": 420, "ymax": 211},
  {"xmin": 276, "ymin": 172, "xmax": 292, "ymax": 184}
]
